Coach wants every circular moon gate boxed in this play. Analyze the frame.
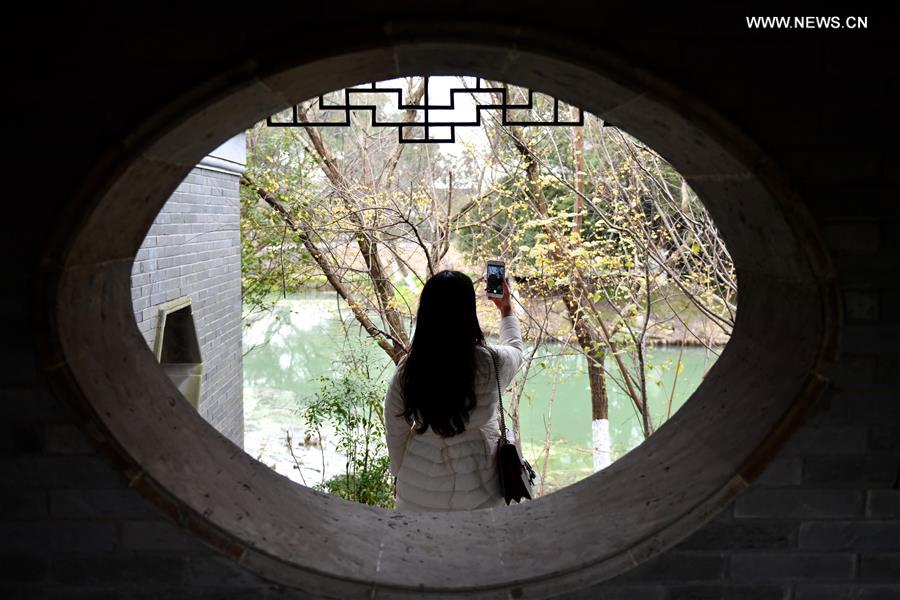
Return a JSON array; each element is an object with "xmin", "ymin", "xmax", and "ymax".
[{"xmin": 41, "ymin": 27, "xmax": 838, "ymax": 599}]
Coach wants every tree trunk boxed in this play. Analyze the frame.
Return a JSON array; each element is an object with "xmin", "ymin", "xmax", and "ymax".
[
  {"xmin": 293, "ymin": 79, "xmax": 426, "ymax": 359},
  {"xmin": 298, "ymin": 123, "xmax": 411, "ymax": 358},
  {"xmin": 571, "ymin": 118, "xmax": 609, "ymax": 468},
  {"xmin": 242, "ymin": 176, "xmax": 406, "ymax": 365},
  {"xmin": 573, "ymin": 116, "xmax": 585, "ymax": 234},
  {"xmin": 560, "ymin": 291, "xmax": 610, "ymax": 470},
  {"xmin": 513, "ymin": 129, "xmax": 611, "ymax": 471}
]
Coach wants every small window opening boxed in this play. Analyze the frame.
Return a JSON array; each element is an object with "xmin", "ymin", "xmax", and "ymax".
[{"xmin": 155, "ymin": 297, "xmax": 204, "ymax": 409}]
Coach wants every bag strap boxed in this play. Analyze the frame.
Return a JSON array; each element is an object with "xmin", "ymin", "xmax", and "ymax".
[{"xmin": 488, "ymin": 347, "xmax": 508, "ymax": 443}]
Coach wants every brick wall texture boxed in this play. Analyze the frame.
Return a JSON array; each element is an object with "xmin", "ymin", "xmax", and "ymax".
[
  {"xmin": 129, "ymin": 167, "xmax": 244, "ymax": 447},
  {"xmin": 5, "ymin": 4, "xmax": 898, "ymax": 599}
]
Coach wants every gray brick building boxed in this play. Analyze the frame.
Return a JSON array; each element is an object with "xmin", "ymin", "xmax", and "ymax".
[{"xmin": 129, "ymin": 135, "xmax": 245, "ymax": 447}]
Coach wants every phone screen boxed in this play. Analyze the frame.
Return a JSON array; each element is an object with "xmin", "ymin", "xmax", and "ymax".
[{"xmin": 487, "ymin": 263, "xmax": 505, "ymax": 295}]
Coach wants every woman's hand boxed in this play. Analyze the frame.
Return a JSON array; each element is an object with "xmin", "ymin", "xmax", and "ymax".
[{"xmin": 490, "ymin": 278, "xmax": 513, "ymax": 318}]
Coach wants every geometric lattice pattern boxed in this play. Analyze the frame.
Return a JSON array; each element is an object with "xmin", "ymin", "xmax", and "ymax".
[{"xmin": 267, "ymin": 77, "xmax": 585, "ymax": 144}]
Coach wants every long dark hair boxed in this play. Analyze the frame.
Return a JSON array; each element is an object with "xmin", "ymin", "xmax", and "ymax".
[{"xmin": 399, "ymin": 270, "xmax": 486, "ymax": 438}]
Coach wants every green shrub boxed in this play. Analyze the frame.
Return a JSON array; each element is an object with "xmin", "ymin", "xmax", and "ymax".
[{"xmin": 303, "ymin": 353, "xmax": 395, "ymax": 509}]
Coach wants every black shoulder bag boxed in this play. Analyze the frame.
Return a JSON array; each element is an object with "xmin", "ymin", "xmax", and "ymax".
[{"xmin": 489, "ymin": 348, "xmax": 537, "ymax": 504}]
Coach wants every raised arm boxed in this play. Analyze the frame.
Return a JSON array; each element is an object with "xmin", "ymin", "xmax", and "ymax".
[
  {"xmin": 494, "ymin": 314, "xmax": 524, "ymax": 388},
  {"xmin": 489, "ymin": 278, "xmax": 524, "ymax": 388}
]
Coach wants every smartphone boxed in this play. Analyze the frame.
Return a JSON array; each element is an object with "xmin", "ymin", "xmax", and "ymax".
[{"xmin": 486, "ymin": 260, "xmax": 506, "ymax": 298}]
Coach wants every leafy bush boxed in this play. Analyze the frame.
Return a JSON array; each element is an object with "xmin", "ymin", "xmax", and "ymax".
[{"xmin": 303, "ymin": 353, "xmax": 395, "ymax": 509}]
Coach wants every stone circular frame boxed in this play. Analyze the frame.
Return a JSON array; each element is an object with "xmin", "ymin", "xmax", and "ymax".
[{"xmin": 40, "ymin": 24, "xmax": 838, "ymax": 599}]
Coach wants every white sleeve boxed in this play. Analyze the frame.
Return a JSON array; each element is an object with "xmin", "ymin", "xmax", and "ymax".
[
  {"xmin": 492, "ymin": 314, "xmax": 524, "ymax": 389},
  {"xmin": 383, "ymin": 367, "xmax": 412, "ymax": 478}
]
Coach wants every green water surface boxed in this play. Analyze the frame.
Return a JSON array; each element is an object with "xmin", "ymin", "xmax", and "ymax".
[{"xmin": 243, "ymin": 293, "xmax": 720, "ymax": 492}]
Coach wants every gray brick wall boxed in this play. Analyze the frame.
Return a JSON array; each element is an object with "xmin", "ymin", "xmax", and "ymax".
[{"xmin": 129, "ymin": 162, "xmax": 244, "ymax": 447}]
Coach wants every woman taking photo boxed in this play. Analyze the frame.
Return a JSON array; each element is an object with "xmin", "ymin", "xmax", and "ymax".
[{"xmin": 384, "ymin": 270, "xmax": 523, "ymax": 511}]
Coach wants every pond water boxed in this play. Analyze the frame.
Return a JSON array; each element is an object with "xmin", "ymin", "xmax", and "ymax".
[{"xmin": 243, "ymin": 293, "xmax": 720, "ymax": 494}]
